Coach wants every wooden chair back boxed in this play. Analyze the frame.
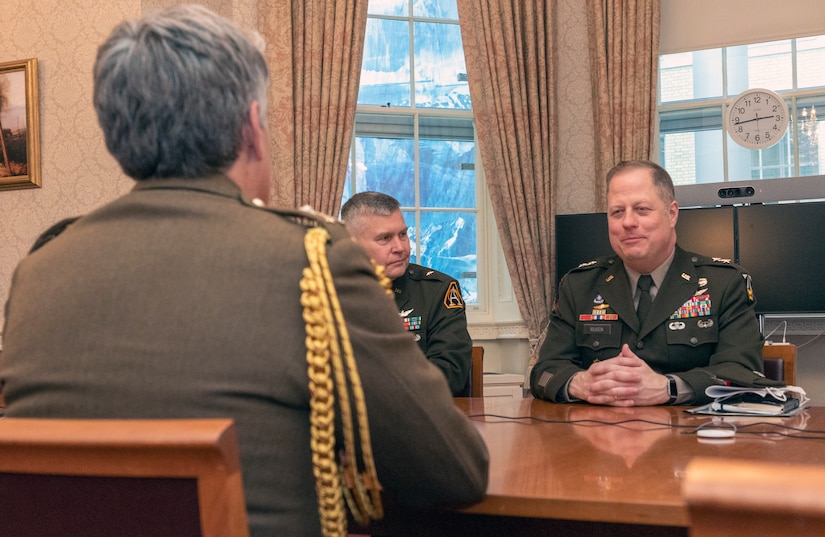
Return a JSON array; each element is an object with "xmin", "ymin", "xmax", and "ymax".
[
  {"xmin": 684, "ymin": 457, "xmax": 825, "ymax": 537},
  {"xmin": 0, "ymin": 418, "xmax": 249, "ymax": 537},
  {"xmin": 471, "ymin": 345, "xmax": 484, "ymax": 398},
  {"xmin": 762, "ymin": 342, "xmax": 797, "ymax": 385},
  {"xmin": 457, "ymin": 345, "xmax": 485, "ymax": 397}
]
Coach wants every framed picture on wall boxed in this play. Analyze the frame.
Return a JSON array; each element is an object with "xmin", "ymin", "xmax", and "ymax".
[{"xmin": 0, "ymin": 58, "xmax": 40, "ymax": 191}]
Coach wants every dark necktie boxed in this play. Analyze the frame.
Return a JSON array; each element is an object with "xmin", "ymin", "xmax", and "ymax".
[{"xmin": 637, "ymin": 274, "xmax": 653, "ymax": 325}]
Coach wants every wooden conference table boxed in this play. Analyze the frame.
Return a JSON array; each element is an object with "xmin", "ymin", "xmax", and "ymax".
[{"xmin": 354, "ymin": 397, "xmax": 825, "ymax": 537}]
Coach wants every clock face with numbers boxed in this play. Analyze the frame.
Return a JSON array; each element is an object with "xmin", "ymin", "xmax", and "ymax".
[{"xmin": 726, "ymin": 88, "xmax": 789, "ymax": 150}]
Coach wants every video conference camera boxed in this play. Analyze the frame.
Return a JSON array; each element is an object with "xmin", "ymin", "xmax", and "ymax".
[{"xmin": 717, "ymin": 186, "xmax": 755, "ymax": 199}]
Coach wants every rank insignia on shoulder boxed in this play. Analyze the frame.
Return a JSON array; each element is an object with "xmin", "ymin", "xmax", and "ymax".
[
  {"xmin": 577, "ymin": 260, "xmax": 597, "ymax": 268},
  {"xmin": 712, "ymin": 257, "xmax": 732, "ymax": 263},
  {"xmin": 298, "ymin": 204, "xmax": 337, "ymax": 223},
  {"xmin": 444, "ymin": 281, "xmax": 465, "ymax": 309}
]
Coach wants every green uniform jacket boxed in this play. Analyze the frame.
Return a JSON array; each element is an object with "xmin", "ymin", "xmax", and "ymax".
[
  {"xmin": 0, "ymin": 175, "xmax": 488, "ymax": 537},
  {"xmin": 531, "ymin": 246, "xmax": 782, "ymax": 405},
  {"xmin": 393, "ymin": 264, "xmax": 472, "ymax": 395}
]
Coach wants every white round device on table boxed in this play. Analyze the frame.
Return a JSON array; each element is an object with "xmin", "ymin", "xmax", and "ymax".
[{"xmin": 697, "ymin": 428, "xmax": 736, "ymax": 439}]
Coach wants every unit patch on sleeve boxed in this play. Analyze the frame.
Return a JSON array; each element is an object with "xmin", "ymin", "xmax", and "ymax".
[{"xmin": 444, "ymin": 281, "xmax": 465, "ymax": 309}]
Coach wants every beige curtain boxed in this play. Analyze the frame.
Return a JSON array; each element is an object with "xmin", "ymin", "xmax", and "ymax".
[
  {"xmin": 261, "ymin": 1, "xmax": 368, "ymax": 215},
  {"xmin": 588, "ymin": 0, "xmax": 661, "ymax": 210},
  {"xmin": 457, "ymin": 0, "xmax": 557, "ymax": 364}
]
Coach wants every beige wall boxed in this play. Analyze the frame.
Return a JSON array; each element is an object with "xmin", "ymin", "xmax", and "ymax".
[
  {"xmin": 661, "ymin": 0, "xmax": 825, "ymax": 54},
  {"xmin": 0, "ymin": 1, "xmax": 259, "ymax": 337},
  {"xmin": 0, "ymin": 1, "xmax": 138, "ymax": 326}
]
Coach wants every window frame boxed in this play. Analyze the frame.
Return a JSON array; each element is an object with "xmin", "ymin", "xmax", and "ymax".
[
  {"xmin": 658, "ymin": 35, "xmax": 825, "ymax": 205},
  {"xmin": 344, "ymin": 0, "xmax": 492, "ymax": 317}
]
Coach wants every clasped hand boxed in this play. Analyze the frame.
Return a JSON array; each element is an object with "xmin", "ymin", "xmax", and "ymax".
[{"xmin": 569, "ymin": 344, "xmax": 669, "ymax": 407}]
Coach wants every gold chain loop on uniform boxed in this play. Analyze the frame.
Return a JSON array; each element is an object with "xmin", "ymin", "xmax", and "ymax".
[
  {"xmin": 301, "ymin": 227, "xmax": 383, "ymax": 537},
  {"xmin": 372, "ymin": 262, "xmax": 394, "ymax": 297}
]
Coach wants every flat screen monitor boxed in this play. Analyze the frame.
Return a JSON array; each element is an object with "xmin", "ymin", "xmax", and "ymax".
[
  {"xmin": 737, "ymin": 201, "xmax": 825, "ymax": 314},
  {"xmin": 673, "ymin": 206, "xmax": 736, "ymax": 262},
  {"xmin": 555, "ymin": 213, "xmax": 611, "ymax": 284}
]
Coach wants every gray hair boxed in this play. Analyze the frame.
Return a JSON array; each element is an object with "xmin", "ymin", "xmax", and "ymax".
[
  {"xmin": 93, "ymin": 4, "xmax": 269, "ymax": 179},
  {"xmin": 606, "ymin": 160, "xmax": 676, "ymax": 205},
  {"xmin": 340, "ymin": 191, "xmax": 401, "ymax": 221}
]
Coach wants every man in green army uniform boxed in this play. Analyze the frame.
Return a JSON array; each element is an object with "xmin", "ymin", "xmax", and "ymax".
[
  {"xmin": 342, "ymin": 192, "xmax": 472, "ymax": 395},
  {"xmin": 531, "ymin": 160, "xmax": 782, "ymax": 406}
]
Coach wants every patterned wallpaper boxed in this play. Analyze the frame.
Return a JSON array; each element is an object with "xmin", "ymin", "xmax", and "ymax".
[
  {"xmin": 1, "ymin": 1, "xmax": 134, "ymax": 338},
  {"xmin": 0, "ymin": 0, "xmax": 595, "ymax": 334},
  {"xmin": 0, "ymin": 1, "xmax": 259, "ymax": 335}
]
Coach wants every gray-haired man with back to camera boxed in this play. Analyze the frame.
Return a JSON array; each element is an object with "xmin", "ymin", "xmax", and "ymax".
[{"xmin": 0, "ymin": 6, "xmax": 488, "ymax": 536}]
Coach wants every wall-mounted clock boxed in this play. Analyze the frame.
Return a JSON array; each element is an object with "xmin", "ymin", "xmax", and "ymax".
[{"xmin": 726, "ymin": 88, "xmax": 789, "ymax": 150}]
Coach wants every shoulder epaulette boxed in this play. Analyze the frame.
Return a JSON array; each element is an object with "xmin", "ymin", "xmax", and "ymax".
[
  {"xmin": 406, "ymin": 264, "xmax": 451, "ymax": 282},
  {"xmin": 689, "ymin": 252, "xmax": 741, "ymax": 269},
  {"xmin": 29, "ymin": 216, "xmax": 81, "ymax": 253},
  {"xmin": 568, "ymin": 255, "xmax": 614, "ymax": 273},
  {"xmin": 244, "ymin": 200, "xmax": 350, "ymax": 242}
]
